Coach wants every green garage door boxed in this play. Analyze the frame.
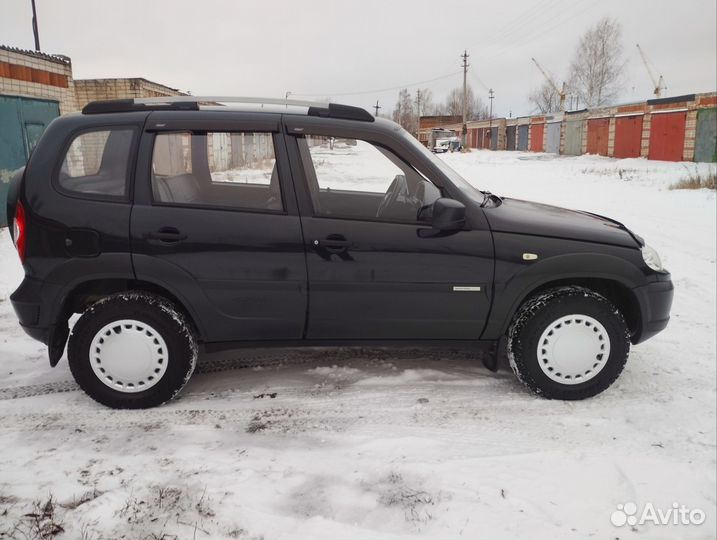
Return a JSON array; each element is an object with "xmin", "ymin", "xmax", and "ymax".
[
  {"xmin": 564, "ymin": 118, "xmax": 584, "ymax": 156},
  {"xmin": 694, "ymin": 108, "xmax": 716, "ymax": 163},
  {"xmin": 1, "ymin": 95, "xmax": 60, "ymax": 226}
]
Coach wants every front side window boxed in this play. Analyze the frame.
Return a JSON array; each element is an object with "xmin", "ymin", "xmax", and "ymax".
[
  {"xmin": 59, "ymin": 128, "xmax": 134, "ymax": 197},
  {"xmin": 298, "ymin": 136, "xmax": 441, "ymax": 223},
  {"xmin": 151, "ymin": 131, "xmax": 282, "ymax": 211}
]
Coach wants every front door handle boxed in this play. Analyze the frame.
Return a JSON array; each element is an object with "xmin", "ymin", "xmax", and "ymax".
[
  {"xmin": 315, "ymin": 234, "xmax": 351, "ymax": 253},
  {"xmin": 145, "ymin": 227, "xmax": 187, "ymax": 244}
]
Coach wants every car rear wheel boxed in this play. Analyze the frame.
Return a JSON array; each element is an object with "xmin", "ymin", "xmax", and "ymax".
[
  {"xmin": 507, "ymin": 286, "xmax": 630, "ymax": 400},
  {"xmin": 68, "ymin": 292, "xmax": 197, "ymax": 409}
]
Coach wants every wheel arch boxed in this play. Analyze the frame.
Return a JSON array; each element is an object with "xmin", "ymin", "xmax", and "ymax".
[
  {"xmin": 49, "ymin": 277, "xmax": 206, "ymax": 367},
  {"xmin": 65, "ymin": 278, "xmax": 203, "ymax": 333},
  {"xmin": 488, "ymin": 276, "xmax": 641, "ymax": 341}
]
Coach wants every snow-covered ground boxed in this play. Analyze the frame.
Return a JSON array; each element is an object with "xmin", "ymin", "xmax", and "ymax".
[{"xmin": 0, "ymin": 151, "xmax": 715, "ymax": 539}]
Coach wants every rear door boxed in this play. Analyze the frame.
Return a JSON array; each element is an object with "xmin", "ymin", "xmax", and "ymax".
[{"xmin": 131, "ymin": 111, "xmax": 307, "ymax": 343}]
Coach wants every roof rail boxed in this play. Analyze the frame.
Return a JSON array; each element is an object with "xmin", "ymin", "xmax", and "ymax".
[
  {"xmin": 135, "ymin": 95, "xmax": 328, "ymax": 107},
  {"xmin": 82, "ymin": 99, "xmax": 199, "ymax": 114},
  {"xmin": 308, "ymin": 103, "xmax": 374, "ymax": 122},
  {"xmin": 82, "ymin": 96, "xmax": 374, "ymax": 122}
]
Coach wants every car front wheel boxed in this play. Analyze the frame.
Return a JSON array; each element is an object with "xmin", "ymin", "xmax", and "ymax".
[
  {"xmin": 507, "ymin": 286, "xmax": 630, "ymax": 400},
  {"xmin": 68, "ymin": 292, "xmax": 198, "ymax": 409}
]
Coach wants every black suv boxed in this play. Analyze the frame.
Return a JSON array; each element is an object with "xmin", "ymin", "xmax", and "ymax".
[{"xmin": 6, "ymin": 97, "xmax": 674, "ymax": 409}]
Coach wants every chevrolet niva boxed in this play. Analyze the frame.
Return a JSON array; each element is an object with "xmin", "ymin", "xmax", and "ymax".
[{"xmin": 6, "ymin": 97, "xmax": 673, "ymax": 408}]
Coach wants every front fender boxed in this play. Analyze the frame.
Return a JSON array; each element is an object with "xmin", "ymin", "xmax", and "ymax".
[{"xmin": 481, "ymin": 233, "xmax": 648, "ymax": 340}]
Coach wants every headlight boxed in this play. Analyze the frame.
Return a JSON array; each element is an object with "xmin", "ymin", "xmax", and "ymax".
[{"xmin": 641, "ymin": 244, "xmax": 664, "ymax": 272}]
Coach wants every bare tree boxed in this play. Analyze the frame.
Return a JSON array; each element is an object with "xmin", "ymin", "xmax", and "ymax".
[
  {"xmin": 392, "ymin": 88, "xmax": 416, "ymax": 133},
  {"xmin": 416, "ymin": 88, "xmax": 434, "ymax": 118},
  {"xmin": 528, "ymin": 81, "xmax": 561, "ymax": 113},
  {"xmin": 472, "ymin": 96, "xmax": 490, "ymax": 120},
  {"xmin": 568, "ymin": 17, "xmax": 625, "ymax": 107},
  {"xmin": 444, "ymin": 85, "xmax": 490, "ymax": 120}
]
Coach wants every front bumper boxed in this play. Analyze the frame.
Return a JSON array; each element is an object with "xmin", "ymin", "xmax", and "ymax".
[{"xmin": 631, "ymin": 274, "xmax": 674, "ymax": 344}]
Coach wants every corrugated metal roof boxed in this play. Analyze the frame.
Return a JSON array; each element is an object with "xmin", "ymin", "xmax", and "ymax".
[{"xmin": 0, "ymin": 44, "xmax": 71, "ymax": 65}]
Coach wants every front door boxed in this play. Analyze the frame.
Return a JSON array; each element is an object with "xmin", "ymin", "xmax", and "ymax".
[
  {"xmin": 288, "ymin": 132, "xmax": 494, "ymax": 340},
  {"xmin": 131, "ymin": 112, "xmax": 307, "ymax": 343}
]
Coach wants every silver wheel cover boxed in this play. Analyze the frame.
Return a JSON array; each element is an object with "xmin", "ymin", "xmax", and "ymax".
[
  {"xmin": 537, "ymin": 314, "xmax": 611, "ymax": 385},
  {"xmin": 90, "ymin": 319, "xmax": 169, "ymax": 393}
]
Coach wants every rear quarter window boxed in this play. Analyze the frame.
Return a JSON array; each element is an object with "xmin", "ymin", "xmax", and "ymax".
[{"xmin": 58, "ymin": 128, "xmax": 134, "ymax": 198}]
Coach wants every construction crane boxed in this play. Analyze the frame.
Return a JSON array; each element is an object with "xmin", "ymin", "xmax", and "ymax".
[
  {"xmin": 531, "ymin": 57, "xmax": 566, "ymax": 111},
  {"xmin": 636, "ymin": 44, "xmax": 666, "ymax": 98}
]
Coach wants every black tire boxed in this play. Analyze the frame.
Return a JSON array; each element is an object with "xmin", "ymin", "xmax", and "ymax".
[
  {"xmin": 68, "ymin": 292, "xmax": 198, "ymax": 409},
  {"xmin": 507, "ymin": 286, "xmax": 630, "ymax": 400}
]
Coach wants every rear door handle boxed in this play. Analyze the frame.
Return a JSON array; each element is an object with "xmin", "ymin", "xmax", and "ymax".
[{"xmin": 145, "ymin": 227, "xmax": 187, "ymax": 243}]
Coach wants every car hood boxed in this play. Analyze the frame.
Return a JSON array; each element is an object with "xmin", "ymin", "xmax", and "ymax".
[{"xmin": 482, "ymin": 197, "xmax": 640, "ymax": 248}]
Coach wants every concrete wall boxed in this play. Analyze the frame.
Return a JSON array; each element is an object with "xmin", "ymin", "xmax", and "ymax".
[{"xmin": 74, "ymin": 78, "xmax": 184, "ymax": 110}]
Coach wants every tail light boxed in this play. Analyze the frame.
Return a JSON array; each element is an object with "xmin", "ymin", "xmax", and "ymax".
[{"xmin": 13, "ymin": 201, "xmax": 26, "ymax": 263}]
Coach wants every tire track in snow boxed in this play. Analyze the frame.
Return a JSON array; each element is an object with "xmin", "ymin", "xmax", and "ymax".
[{"xmin": 0, "ymin": 348, "xmax": 479, "ymax": 401}]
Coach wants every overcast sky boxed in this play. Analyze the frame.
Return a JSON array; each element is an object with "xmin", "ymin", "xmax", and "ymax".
[{"xmin": 2, "ymin": 0, "xmax": 715, "ymax": 117}]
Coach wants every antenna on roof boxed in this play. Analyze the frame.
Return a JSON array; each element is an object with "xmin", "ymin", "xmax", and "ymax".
[{"xmin": 30, "ymin": 0, "xmax": 41, "ymax": 51}]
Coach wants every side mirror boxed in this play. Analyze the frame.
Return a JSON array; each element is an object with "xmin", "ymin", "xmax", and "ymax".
[{"xmin": 432, "ymin": 198, "xmax": 466, "ymax": 231}]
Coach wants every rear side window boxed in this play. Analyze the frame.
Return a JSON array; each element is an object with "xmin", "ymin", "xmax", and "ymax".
[
  {"xmin": 59, "ymin": 129, "xmax": 134, "ymax": 198},
  {"xmin": 151, "ymin": 131, "xmax": 282, "ymax": 212}
]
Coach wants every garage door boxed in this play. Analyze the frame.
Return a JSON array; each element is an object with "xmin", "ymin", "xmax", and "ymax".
[
  {"xmin": 694, "ymin": 108, "xmax": 716, "ymax": 162},
  {"xmin": 517, "ymin": 125, "xmax": 528, "ymax": 151},
  {"xmin": 530, "ymin": 123, "xmax": 544, "ymax": 152},
  {"xmin": 564, "ymin": 119, "xmax": 583, "ymax": 155},
  {"xmin": 613, "ymin": 115, "xmax": 643, "ymax": 158},
  {"xmin": 481, "ymin": 128, "xmax": 490, "ymax": 149},
  {"xmin": 649, "ymin": 111, "xmax": 686, "ymax": 162},
  {"xmin": 1, "ymin": 95, "xmax": 61, "ymax": 226},
  {"xmin": 545, "ymin": 122, "xmax": 561, "ymax": 154},
  {"xmin": 490, "ymin": 126, "xmax": 498, "ymax": 150},
  {"xmin": 506, "ymin": 125, "xmax": 516, "ymax": 150},
  {"xmin": 587, "ymin": 118, "xmax": 610, "ymax": 156}
]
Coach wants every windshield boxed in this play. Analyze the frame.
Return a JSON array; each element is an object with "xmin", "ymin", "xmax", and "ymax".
[{"xmin": 396, "ymin": 125, "xmax": 484, "ymax": 199}]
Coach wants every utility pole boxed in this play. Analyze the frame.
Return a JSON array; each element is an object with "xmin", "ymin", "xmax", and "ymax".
[
  {"xmin": 488, "ymin": 89, "xmax": 495, "ymax": 149},
  {"xmin": 461, "ymin": 50, "xmax": 469, "ymax": 149},
  {"xmin": 373, "ymin": 100, "xmax": 381, "ymax": 117},
  {"xmin": 488, "ymin": 89, "xmax": 495, "ymax": 123},
  {"xmin": 415, "ymin": 89, "xmax": 422, "ymax": 139},
  {"xmin": 30, "ymin": 0, "xmax": 41, "ymax": 51}
]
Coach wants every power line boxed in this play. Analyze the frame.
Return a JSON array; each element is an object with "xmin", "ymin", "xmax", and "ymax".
[
  {"xmin": 472, "ymin": 0, "xmax": 563, "ymax": 52},
  {"xmin": 470, "ymin": 72, "xmax": 491, "ymax": 92},
  {"xmin": 291, "ymin": 70, "xmax": 462, "ymax": 98},
  {"xmin": 484, "ymin": 1, "xmax": 600, "ymax": 60}
]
